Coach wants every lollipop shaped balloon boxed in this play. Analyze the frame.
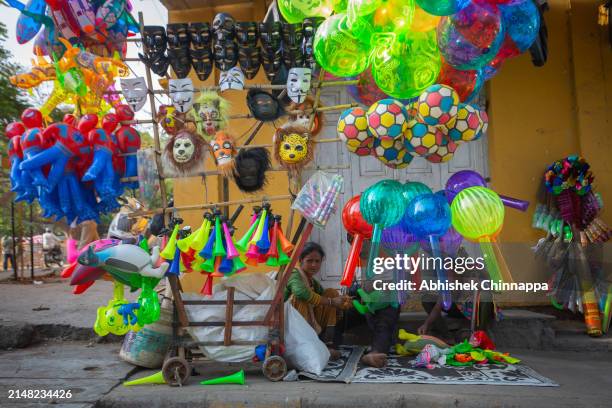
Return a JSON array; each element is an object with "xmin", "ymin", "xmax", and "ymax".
[
  {"xmin": 403, "ymin": 193, "xmax": 452, "ymax": 310},
  {"xmin": 313, "ymin": 13, "xmax": 370, "ymax": 77},
  {"xmin": 451, "ymin": 186, "xmax": 512, "ymax": 283},
  {"xmin": 360, "ymin": 180, "xmax": 406, "ymax": 279},
  {"xmin": 341, "ymin": 195, "xmax": 373, "ymax": 287},
  {"xmin": 445, "ymin": 170, "xmax": 530, "ymax": 212}
]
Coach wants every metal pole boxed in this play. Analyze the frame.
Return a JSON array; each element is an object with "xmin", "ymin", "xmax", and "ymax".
[
  {"xmin": 10, "ymin": 201, "xmax": 16, "ymax": 280},
  {"xmin": 30, "ymin": 206, "xmax": 34, "ymax": 280}
]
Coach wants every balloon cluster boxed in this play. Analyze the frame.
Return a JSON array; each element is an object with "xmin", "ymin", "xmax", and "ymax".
[
  {"xmin": 342, "ymin": 173, "xmax": 529, "ymax": 305},
  {"xmin": 8, "ymin": 0, "xmax": 139, "ymax": 58},
  {"xmin": 160, "ymin": 206, "xmax": 294, "ymax": 296},
  {"xmin": 337, "ymin": 84, "xmax": 488, "ymax": 168},
  {"xmin": 5, "ymin": 105, "xmax": 141, "ymax": 224},
  {"xmin": 312, "ymin": 0, "xmax": 540, "ymax": 100},
  {"xmin": 60, "ymin": 238, "xmax": 166, "ymax": 335}
]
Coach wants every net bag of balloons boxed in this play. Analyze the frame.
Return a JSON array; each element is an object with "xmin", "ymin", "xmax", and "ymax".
[{"xmin": 292, "ymin": 171, "xmax": 345, "ymax": 228}]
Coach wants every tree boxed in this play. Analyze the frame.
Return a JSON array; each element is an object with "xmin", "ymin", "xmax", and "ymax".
[{"xmin": 0, "ymin": 21, "xmax": 27, "ymax": 129}]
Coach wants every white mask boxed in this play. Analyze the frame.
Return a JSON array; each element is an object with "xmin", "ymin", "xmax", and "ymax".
[
  {"xmin": 287, "ymin": 67, "xmax": 311, "ymax": 104},
  {"xmin": 120, "ymin": 77, "xmax": 147, "ymax": 112},
  {"xmin": 169, "ymin": 78, "xmax": 194, "ymax": 113},
  {"xmin": 173, "ymin": 135, "xmax": 195, "ymax": 163},
  {"xmin": 219, "ymin": 66, "xmax": 245, "ymax": 92}
]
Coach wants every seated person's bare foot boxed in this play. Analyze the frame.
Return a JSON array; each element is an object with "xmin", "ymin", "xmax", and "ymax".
[
  {"xmin": 361, "ymin": 352, "xmax": 387, "ymax": 368},
  {"xmin": 328, "ymin": 348, "xmax": 342, "ymax": 360}
]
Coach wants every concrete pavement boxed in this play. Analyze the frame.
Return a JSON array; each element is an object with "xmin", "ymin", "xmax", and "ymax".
[{"xmin": 0, "ymin": 341, "xmax": 610, "ymax": 408}]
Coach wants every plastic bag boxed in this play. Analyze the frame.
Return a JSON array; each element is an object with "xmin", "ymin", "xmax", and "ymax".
[
  {"xmin": 291, "ymin": 171, "xmax": 344, "ymax": 228},
  {"xmin": 283, "ymin": 301, "xmax": 330, "ymax": 375}
]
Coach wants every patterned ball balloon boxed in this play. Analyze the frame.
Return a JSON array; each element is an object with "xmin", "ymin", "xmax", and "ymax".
[
  {"xmin": 447, "ymin": 103, "xmax": 483, "ymax": 143},
  {"xmin": 437, "ymin": 1, "xmax": 504, "ymax": 70},
  {"xmin": 473, "ymin": 109, "xmax": 489, "ymax": 140},
  {"xmin": 372, "ymin": 136, "xmax": 414, "ymax": 169},
  {"xmin": 425, "ymin": 139, "xmax": 458, "ymax": 163},
  {"xmin": 404, "ymin": 119, "xmax": 445, "ymax": 157},
  {"xmin": 314, "ymin": 13, "xmax": 370, "ymax": 77},
  {"xmin": 337, "ymin": 107, "xmax": 374, "ymax": 156},
  {"xmin": 366, "ymin": 99, "xmax": 409, "ymax": 142},
  {"xmin": 417, "ymin": 84, "xmax": 460, "ymax": 127}
]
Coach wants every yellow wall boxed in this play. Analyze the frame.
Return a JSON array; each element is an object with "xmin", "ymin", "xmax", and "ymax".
[{"xmin": 169, "ymin": 1, "xmax": 611, "ymax": 301}]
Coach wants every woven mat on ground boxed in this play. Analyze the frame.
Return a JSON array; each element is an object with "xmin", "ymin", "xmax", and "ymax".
[{"xmin": 299, "ymin": 347, "xmax": 558, "ymax": 386}]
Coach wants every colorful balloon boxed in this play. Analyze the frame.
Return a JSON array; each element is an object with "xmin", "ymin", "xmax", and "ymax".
[
  {"xmin": 372, "ymin": 137, "xmax": 414, "ymax": 168},
  {"xmin": 371, "ymin": 30, "xmax": 440, "ymax": 99},
  {"xmin": 337, "ymin": 107, "xmax": 375, "ymax": 156},
  {"xmin": 437, "ymin": 60, "xmax": 483, "ymax": 103},
  {"xmin": 314, "ymin": 13, "xmax": 371, "ymax": 77},
  {"xmin": 450, "ymin": 186, "xmax": 512, "ymax": 283},
  {"xmin": 410, "ymin": 4, "xmax": 441, "ymax": 32},
  {"xmin": 404, "ymin": 119, "xmax": 446, "ymax": 157},
  {"xmin": 437, "ymin": 1, "xmax": 504, "ymax": 70},
  {"xmin": 347, "ymin": 68, "xmax": 389, "ymax": 106},
  {"xmin": 416, "ymin": 0, "xmax": 470, "ymax": 16},
  {"xmin": 403, "ymin": 193, "xmax": 452, "ymax": 309},
  {"xmin": 417, "ymin": 84, "xmax": 460, "ymax": 127},
  {"xmin": 446, "ymin": 103, "xmax": 483, "ymax": 144},
  {"xmin": 341, "ymin": 195, "xmax": 374, "ymax": 286},
  {"xmin": 278, "ymin": 0, "xmax": 335, "ymax": 24},
  {"xmin": 366, "ymin": 99, "xmax": 409, "ymax": 142},
  {"xmin": 360, "ymin": 179, "xmax": 406, "ymax": 279}
]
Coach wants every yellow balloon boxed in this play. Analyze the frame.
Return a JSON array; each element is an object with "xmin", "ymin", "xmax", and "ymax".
[{"xmin": 411, "ymin": 4, "xmax": 441, "ymax": 32}]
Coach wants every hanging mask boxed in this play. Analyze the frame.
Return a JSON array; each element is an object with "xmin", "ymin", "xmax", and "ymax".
[
  {"xmin": 261, "ymin": 49, "xmax": 283, "ymax": 82},
  {"xmin": 190, "ymin": 48, "xmax": 213, "ymax": 81},
  {"xmin": 157, "ymin": 105, "xmax": 185, "ymax": 135},
  {"xmin": 120, "ymin": 77, "xmax": 147, "ymax": 112},
  {"xmin": 189, "ymin": 23, "xmax": 211, "ymax": 49},
  {"xmin": 213, "ymin": 40, "xmax": 238, "ymax": 72},
  {"xmin": 233, "ymin": 147, "xmax": 271, "ymax": 193},
  {"xmin": 210, "ymin": 131, "xmax": 237, "ymax": 178},
  {"xmin": 169, "ymin": 78, "xmax": 194, "ymax": 114},
  {"xmin": 302, "ymin": 18, "xmax": 324, "ymax": 67},
  {"xmin": 273, "ymin": 125, "xmax": 315, "ymax": 174},
  {"xmin": 190, "ymin": 91, "xmax": 231, "ymax": 141},
  {"xmin": 161, "ymin": 130, "xmax": 207, "ymax": 178},
  {"xmin": 236, "ymin": 22, "xmax": 258, "ymax": 46},
  {"xmin": 166, "ymin": 23, "xmax": 190, "ymax": 49},
  {"xmin": 287, "ymin": 95, "xmax": 324, "ymax": 136},
  {"xmin": 246, "ymin": 89, "xmax": 284, "ymax": 122},
  {"xmin": 287, "ymin": 67, "xmax": 311, "ymax": 104},
  {"xmin": 139, "ymin": 26, "xmax": 169, "ymax": 76},
  {"xmin": 259, "ymin": 22, "xmax": 282, "ymax": 52},
  {"xmin": 167, "ymin": 48, "xmax": 192, "ymax": 79},
  {"xmin": 219, "ymin": 66, "xmax": 245, "ymax": 92},
  {"xmin": 238, "ymin": 45, "xmax": 261, "ymax": 80},
  {"xmin": 212, "ymin": 13, "xmax": 236, "ymax": 42}
]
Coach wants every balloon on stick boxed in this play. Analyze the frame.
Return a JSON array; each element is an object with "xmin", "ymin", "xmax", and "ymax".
[
  {"xmin": 403, "ymin": 193, "xmax": 452, "ymax": 310},
  {"xmin": 360, "ymin": 180, "xmax": 406, "ymax": 279},
  {"xmin": 445, "ymin": 170, "xmax": 530, "ymax": 211},
  {"xmin": 341, "ymin": 195, "xmax": 373, "ymax": 287},
  {"xmin": 450, "ymin": 186, "xmax": 513, "ymax": 283}
]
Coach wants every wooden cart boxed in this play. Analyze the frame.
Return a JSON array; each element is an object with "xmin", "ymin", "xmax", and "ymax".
[{"xmin": 161, "ymin": 272, "xmax": 287, "ymax": 386}]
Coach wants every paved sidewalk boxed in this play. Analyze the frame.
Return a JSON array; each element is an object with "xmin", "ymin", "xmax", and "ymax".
[{"xmin": 0, "ymin": 341, "xmax": 610, "ymax": 408}]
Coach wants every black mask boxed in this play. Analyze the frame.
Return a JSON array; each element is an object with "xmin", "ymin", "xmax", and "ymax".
[
  {"xmin": 189, "ymin": 23, "xmax": 211, "ymax": 49},
  {"xmin": 168, "ymin": 48, "xmax": 192, "ymax": 79},
  {"xmin": 238, "ymin": 46, "xmax": 261, "ymax": 79},
  {"xmin": 191, "ymin": 48, "xmax": 213, "ymax": 81},
  {"xmin": 261, "ymin": 49, "xmax": 282, "ymax": 81},
  {"xmin": 233, "ymin": 148, "xmax": 271, "ymax": 193},
  {"xmin": 282, "ymin": 23, "xmax": 303, "ymax": 49},
  {"xmin": 236, "ymin": 22, "xmax": 258, "ymax": 46},
  {"xmin": 167, "ymin": 23, "xmax": 190, "ymax": 50},
  {"xmin": 259, "ymin": 22, "xmax": 282, "ymax": 52},
  {"xmin": 139, "ymin": 26, "xmax": 169, "ymax": 76},
  {"xmin": 212, "ymin": 13, "xmax": 236, "ymax": 42},
  {"xmin": 214, "ymin": 40, "xmax": 238, "ymax": 71},
  {"xmin": 247, "ymin": 89, "xmax": 284, "ymax": 122},
  {"xmin": 302, "ymin": 18, "xmax": 323, "ymax": 68}
]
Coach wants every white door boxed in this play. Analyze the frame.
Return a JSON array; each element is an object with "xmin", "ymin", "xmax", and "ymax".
[{"xmin": 308, "ymin": 88, "xmax": 489, "ymax": 287}]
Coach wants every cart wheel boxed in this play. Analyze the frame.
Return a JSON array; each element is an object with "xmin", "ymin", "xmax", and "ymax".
[
  {"xmin": 162, "ymin": 357, "xmax": 191, "ymax": 387},
  {"xmin": 262, "ymin": 355, "xmax": 287, "ymax": 382}
]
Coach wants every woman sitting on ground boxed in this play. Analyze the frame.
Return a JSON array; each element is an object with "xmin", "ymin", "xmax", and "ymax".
[{"xmin": 284, "ymin": 242, "xmax": 351, "ymax": 358}]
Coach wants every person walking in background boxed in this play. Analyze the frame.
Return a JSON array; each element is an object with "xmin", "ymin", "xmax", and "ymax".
[{"xmin": 2, "ymin": 235, "xmax": 16, "ymax": 274}]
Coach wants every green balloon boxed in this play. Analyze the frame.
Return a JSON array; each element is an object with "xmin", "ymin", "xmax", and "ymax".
[
  {"xmin": 371, "ymin": 30, "xmax": 441, "ymax": 99},
  {"xmin": 314, "ymin": 13, "xmax": 371, "ymax": 77},
  {"xmin": 277, "ymin": 0, "xmax": 335, "ymax": 24},
  {"xmin": 451, "ymin": 186, "xmax": 504, "ymax": 240},
  {"xmin": 402, "ymin": 181, "xmax": 432, "ymax": 204}
]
